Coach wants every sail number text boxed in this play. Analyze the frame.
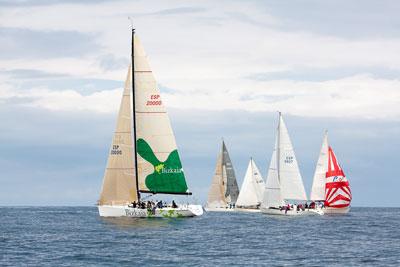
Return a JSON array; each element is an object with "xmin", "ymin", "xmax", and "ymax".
[
  {"xmin": 284, "ymin": 156, "xmax": 293, "ymax": 164},
  {"xmin": 147, "ymin": 94, "xmax": 162, "ymax": 106},
  {"xmin": 111, "ymin": 145, "xmax": 122, "ymax": 155}
]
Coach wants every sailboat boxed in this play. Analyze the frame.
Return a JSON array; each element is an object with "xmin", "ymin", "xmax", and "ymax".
[
  {"xmin": 261, "ymin": 112, "xmax": 311, "ymax": 216},
  {"xmin": 235, "ymin": 158, "xmax": 265, "ymax": 212},
  {"xmin": 97, "ymin": 29, "xmax": 203, "ymax": 218},
  {"xmin": 310, "ymin": 131, "xmax": 352, "ymax": 214},
  {"xmin": 205, "ymin": 140, "xmax": 240, "ymax": 211}
]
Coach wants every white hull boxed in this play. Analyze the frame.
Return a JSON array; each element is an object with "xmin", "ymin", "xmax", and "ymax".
[
  {"xmin": 323, "ymin": 206, "xmax": 350, "ymax": 214},
  {"xmin": 204, "ymin": 207, "xmax": 236, "ymax": 212},
  {"xmin": 261, "ymin": 207, "xmax": 324, "ymax": 216},
  {"xmin": 98, "ymin": 204, "xmax": 203, "ymax": 218},
  {"xmin": 235, "ymin": 208, "xmax": 261, "ymax": 213}
]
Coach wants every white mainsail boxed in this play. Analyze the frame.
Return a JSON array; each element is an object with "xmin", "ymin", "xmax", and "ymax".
[
  {"xmin": 134, "ymin": 35, "xmax": 189, "ymax": 194},
  {"xmin": 262, "ymin": 113, "xmax": 307, "ymax": 209},
  {"xmin": 236, "ymin": 158, "xmax": 265, "ymax": 208},
  {"xmin": 99, "ymin": 66, "xmax": 137, "ymax": 205},
  {"xmin": 310, "ymin": 131, "xmax": 329, "ymax": 201},
  {"xmin": 262, "ymin": 137, "xmax": 283, "ymax": 208},
  {"xmin": 278, "ymin": 114, "xmax": 307, "ymax": 201}
]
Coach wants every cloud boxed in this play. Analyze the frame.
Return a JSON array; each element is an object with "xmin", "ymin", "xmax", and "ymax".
[
  {"xmin": 0, "ymin": 84, "xmax": 122, "ymax": 113},
  {"xmin": 247, "ymin": 67, "xmax": 400, "ymax": 82},
  {"xmin": 0, "ymin": 68, "xmax": 68, "ymax": 79},
  {"xmin": 151, "ymin": 7, "xmax": 207, "ymax": 16},
  {"xmin": 0, "ymin": 27, "xmax": 101, "ymax": 59},
  {"xmin": 1, "ymin": 73, "xmax": 399, "ymax": 120},
  {"xmin": 251, "ymin": 0, "xmax": 400, "ymax": 39},
  {"xmin": 163, "ymin": 75, "xmax": 400, "ymax": 120},
  {"xmin": 98, "ymin": 53, "xmax": 129, "ymax": 71},
  {"xmin": 0, "ymin": 0, "xmax": 114, "ymax": 7}
]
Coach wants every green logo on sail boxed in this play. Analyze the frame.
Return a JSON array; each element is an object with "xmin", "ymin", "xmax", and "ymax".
[{"xmin": 136, "ymin": 138, "xmax": 188, "ymax": 193}]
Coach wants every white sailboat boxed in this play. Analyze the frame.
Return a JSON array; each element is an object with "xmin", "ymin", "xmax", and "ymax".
[
  {"xmin": 310, "ymin": 132, "xmax": 352, "ymax": 214},
  {"xmin": 261, "ymin": 112, "xmax": 312, "ymax": 216},
  {"xmin": 97, "ymin": 29, "xmax": 203, "ymax": 218},
  {"xmin": 236, "ymin": 158, "xmax": 265, "ymax": 212},
  {"xmin": 205, "ymin": 141, "xmax": 240, "ymax": 212}
]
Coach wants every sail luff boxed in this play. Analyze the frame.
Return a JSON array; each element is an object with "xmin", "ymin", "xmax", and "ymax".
[
  {"xmin": 131, "ymin": 28, "xmax": 140, "ymax": 201},
  {"xmin": 310, "ymin": 131, "xmax": 329, "ymax": 201}
]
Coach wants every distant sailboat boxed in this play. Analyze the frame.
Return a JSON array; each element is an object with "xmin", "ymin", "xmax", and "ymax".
[
  {"xmin": 310, "ymin": 132, "xmax": 352, "ymax": 214},
  {"xmin": 97, "ymin": 29, "xmax": 203, "ymax": 218},
  {"xmin": 261, "ymin": 112, "xmax": 310, "ymax": 216},
  {"xmin": 236, "ymin": 158, "xmax": 265, "ymax": 211},
  {"xmin": 205, "ymin": 141, "xmax": 240, "ymax": 211}
]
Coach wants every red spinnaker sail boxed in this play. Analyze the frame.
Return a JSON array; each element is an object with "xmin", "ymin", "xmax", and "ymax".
[{"xmin": 325, "ymin": 146, "xmax": 352, "ymax": 208}]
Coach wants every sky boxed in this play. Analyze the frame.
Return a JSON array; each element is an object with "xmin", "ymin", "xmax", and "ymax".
[{"xmin": 0, "ymin": 0, "xmax": 399, "ymax": 206}]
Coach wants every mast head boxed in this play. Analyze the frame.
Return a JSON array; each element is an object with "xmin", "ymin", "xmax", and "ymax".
[{"xmin": 128, "ymin": 17, "xmax": 135, "ymax": 32}]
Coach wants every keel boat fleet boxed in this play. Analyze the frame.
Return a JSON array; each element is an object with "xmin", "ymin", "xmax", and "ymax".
[
  {"xmin": 206, "ymin": 113, "xmax": 352, "ymax": 216},
  {"xmin": 96, "ymin": 29, "xmax": 352, "ymax": 219}
]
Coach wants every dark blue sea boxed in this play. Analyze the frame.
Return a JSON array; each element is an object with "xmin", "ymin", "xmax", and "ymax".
[{"xmin": 1, "ymin": 207, "xmax": 399, "ymax": 266}]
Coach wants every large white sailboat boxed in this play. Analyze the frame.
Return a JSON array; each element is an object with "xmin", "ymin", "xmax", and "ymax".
[
  {"xmin": 310, "ymin": 131, "xmax": 352, "ymax": 214},
  {"xmin": 205, "ymin": 141, "xmax": 240, "ymax": 212},
  {"xmin": 236, "ymin": 158, "xmax": 265, "ymax": 212},
  {"xmin": 97, "ymin": 29, "xmax": 203, "ymax": 218},
  {"xmin": 261, "ymin": 113, "xmax": 311, "ymax": 216}
]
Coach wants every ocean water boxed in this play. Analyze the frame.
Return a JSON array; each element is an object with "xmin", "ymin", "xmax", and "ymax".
[{"xmin": 1, "ymin": 207, "xmax": 399, "ymax": 266}]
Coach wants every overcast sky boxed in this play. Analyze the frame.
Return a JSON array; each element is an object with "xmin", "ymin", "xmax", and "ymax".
[{"xmin": 0, "ymin": 0, "xmax": 399, "ymax": 206}]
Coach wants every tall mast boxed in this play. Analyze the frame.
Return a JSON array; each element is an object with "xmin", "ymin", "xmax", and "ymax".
[
  {"xmin": 131, "ymin": 28, "xmax": 140, "ymax": 201},
  {"xmin": 277, "ymin": 112, "xmax": 281, "ymax": 184}
]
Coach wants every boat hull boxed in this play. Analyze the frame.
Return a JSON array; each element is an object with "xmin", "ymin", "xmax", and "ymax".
[
  {"xmin": 235, "ymin": 208, "xmax": 261, "ymax": 213},
  {"xmin": 261, "ymin": 207, "xmax": 323, "ymax": 216},
  {"xmin": 323, "ymin": 206, "xmax": 350, "ymax": 214},
  {"xmin": 204, "ymin": 207, "xmax": 237, "ymax": 212},
  {"xmin": 98, "ymin": 204, "xmax": 203, "ymax": 218}
]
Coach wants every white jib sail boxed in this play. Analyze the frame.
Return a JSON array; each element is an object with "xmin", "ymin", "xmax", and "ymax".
[
  {"xmin": 99, "ymin": 66, "xmax": 137, "ymax": 205},
  {"xmin": 310, "ymin": 131, "xmax": 329, "ymax": 201},
  {"xmin": 278, "ymin": 114, "xmax": 307, "ymax": 201},
  {"xmin": 262, "ymin": 137, "xmax": 284, "ymax": 208},
  {"xmin": 236, "ymin": 158, "xmax": 265, "ymax": 208}
]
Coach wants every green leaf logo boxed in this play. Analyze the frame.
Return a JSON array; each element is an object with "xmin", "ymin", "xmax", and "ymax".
[{"xmin": 136, "ymin": 138, "xmax": 188, "ymax": 193}]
